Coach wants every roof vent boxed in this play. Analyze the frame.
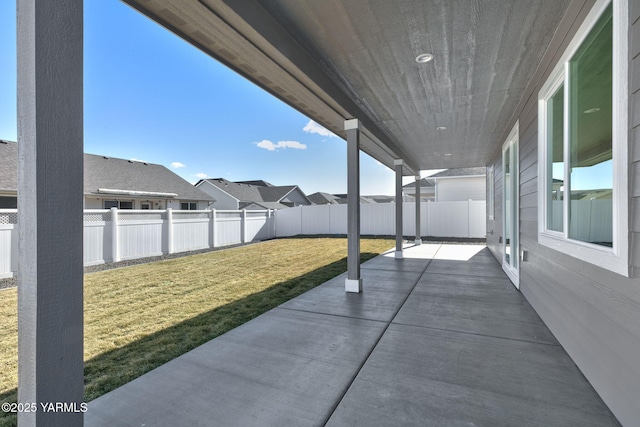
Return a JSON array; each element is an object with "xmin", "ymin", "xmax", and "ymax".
[
  {"xmin": 128, "ymin": 160, "xmax": 133, "ymax": 163},
  {"xmin": 103, "ymin": 156, "xmax": 110, "ymax": 159}
]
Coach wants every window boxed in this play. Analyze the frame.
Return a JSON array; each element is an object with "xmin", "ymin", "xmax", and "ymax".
[
  {"xmin": 488, "ymin": 166, "xmax": 495, "ymax": 221},
  {"xmin": 538, "ymin": 0, "xmax": 628, "ymax": 276},
  {"xmin": 141, "ymin": 202, "xmax": 151, "ymax": 210},
  {"xmin": 104, "ymin": 200, "xmax": 134, "ymax": 209},
  {"xmin": 180, "ymin": 202, "xmax": 198, "ymax": 210}
]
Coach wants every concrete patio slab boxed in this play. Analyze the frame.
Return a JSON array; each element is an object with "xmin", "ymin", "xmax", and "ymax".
[
  {"xmin": 86, "ymin": 243, "xmax": 620, "ymax": 426},
  {"xmin": 327, "ymin": 323, "xmax": 618, "ymax": 427},
  {"xmin": 86, "ymin": 309, "xmax": 387, "ymax": 427}
]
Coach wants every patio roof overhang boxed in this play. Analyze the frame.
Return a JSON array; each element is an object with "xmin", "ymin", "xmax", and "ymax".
[{"xmin": 122, "ymin": 0, "xmax": 573, "ymax": 174}]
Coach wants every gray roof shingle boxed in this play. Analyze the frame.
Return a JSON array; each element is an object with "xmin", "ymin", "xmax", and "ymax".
[
  {"xmin": 202, "ymin": 178, "xmax": 298, "ymax": 204},
  {"xmin": 0, "ymin": 140, "xmax": 17, "ymax": 192},
  {"xmin": 0, "ymin": 140, "xmax": 213, "ymax": 201}
]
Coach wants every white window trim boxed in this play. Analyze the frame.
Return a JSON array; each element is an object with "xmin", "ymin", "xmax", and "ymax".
[
  {"xmin": 502, "ymin": 122, "xmax": 520, "ymax": 288},
  {"xmin": 537, "ymin": 0, "xmax": 629, "ymax": 276},
  {"xmin": 488, "ymin": 165, "xmax": 495, "ymax": 221}
]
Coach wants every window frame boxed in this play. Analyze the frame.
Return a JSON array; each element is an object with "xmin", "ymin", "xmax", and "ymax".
[
  {"xmin": 488, "ymin": 166, "xmax": 495, "ymax": 221},
  {"xmin": 180, "ymin": 201, "xmax": 198, "ymax": 210},
  {"xmin": 103, "ymin": 200, "xmax": 134, "ymax": 210},
  {"xmin": 537, "ymin": 0, "xmax": 628, "ymax": 276}
]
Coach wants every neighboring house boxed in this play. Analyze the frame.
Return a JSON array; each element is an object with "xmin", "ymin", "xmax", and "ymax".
[
  {"xmin": 0, "ymin": 140, "xmax": 18, "ymax": 208},
  {"xmin": 196, "ymin": 178, "xmax": 311, "ymax": 210},
  {"xmin": 0, "ymin": 140, "xmax": 213, "ymax": 210},
  {"xmin": 331, "ymin": 194, "xmax": 396, "ymax": 204},
  {"xmin": 308, "ymin": 192, "xmax": 395, "ymax": 205},
  {"xmin": 403, "ymin": 167, "xmax": 486, "ymax": 202},
  {"xmin": 307, "ymin": 192, "xmax": 339, "ymax": 205}
]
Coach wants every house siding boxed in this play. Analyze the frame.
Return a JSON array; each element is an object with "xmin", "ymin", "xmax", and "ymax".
[
  {"xmin": 281, "ymin": 188, "xmax": 311, "ymax": 206},
  {"xmin": 436, "ymin": 176, "xmax": 486, "ymax": 202},
  {"xmin": 196, "ymin": 181, "xmax": 239, "ymax": 209},
  {"xmin": 488, "ymin": 0, "xmax": 640, "ymax": 425}
]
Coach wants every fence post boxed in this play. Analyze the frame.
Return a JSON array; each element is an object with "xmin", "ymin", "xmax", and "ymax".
[
  {"xmin": 111, "ymin": 207, "xmax": 119, "ymax": 263},
  {"xmin": 468, "ymin": 199, "xmax": 472, "ymax": 238},
  {"xmin": 271, "ymin": 209, "xmax": 277, "ymax": 238},
  {"xmin": 210, "ymin": 209, "xmax": 216, "ymax": 248},
  {"xmin": 427, "ymin": 200, "xmax": 432, "ymax": 237},
  {"xmin": 241, "ymin": 209, "xmax": 247, "ymax": 243},
  {"xmin": 166, "ymin": 208, "xmax": 174, "ymax": 254}
]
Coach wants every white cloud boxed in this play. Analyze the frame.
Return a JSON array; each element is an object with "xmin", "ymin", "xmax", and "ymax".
[
  {"xmin": 303, "ymin": 120, "xmax": 337, "ymax": 138},
  {"xmin": 195, "ymin": 173, "xmax": 208, "ymax": 179},
  {"xmin": 256, "ymin": 139, "xmax": 307, "ymax": 151},
  {"xmin": 171, "ymin": 161, "xmax": 186, "ymax": 169},
  {"xmin": 256, "ymin": 140, "xmax": 277, "ymax": 151},
  {"xmin": 278, "ymin": 140, "xmax": 307, "ymax": 150}
]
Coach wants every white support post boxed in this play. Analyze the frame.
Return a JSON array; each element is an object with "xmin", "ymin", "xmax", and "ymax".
[
  {"xmin": 345, "ymin": 119, "xmax": 363, "ymax": 293},
  {"xmin": 166, "ymin": 208, "xmax": 174, "ymax": 254},
  {"xmin": 394, "ymin": 159, "xmax": 404, "ymax": 259},
  {"xmin": 17, "ymin": 0, "xmax": 84, "ymax": 425},
  {"xmin": 241, "ymin": 209, "xmax": 247, "ymax": 243},
  {"xmin": 111, "ymin": 207, "xmax": 120, "ymax": 263},
  {"xmin": 210, "ymin": 209, "xmax": 217, "ymax": 247},
  {"xmin": 415, "ymin": 175, "xmax": 422, "ymax": 245}
]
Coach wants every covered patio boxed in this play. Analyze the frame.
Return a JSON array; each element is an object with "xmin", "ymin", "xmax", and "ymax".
[
  {"xmin": 85, "ymin": 243, "xmax": 618, "ymax": 426},
  {"xmin": 16, "ymin": 0, "xmax": 638, "ymax": 424}
]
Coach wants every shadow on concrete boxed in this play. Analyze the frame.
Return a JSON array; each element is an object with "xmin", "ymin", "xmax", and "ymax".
[{"xmin": 0, "ymin": 252, "xmax": 380, "ymax": 427}]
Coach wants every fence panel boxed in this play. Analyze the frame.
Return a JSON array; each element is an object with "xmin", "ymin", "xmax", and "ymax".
[
  {"xmin": 300, "ymin": 205, "xmax": 331, "ymax": 235},
  {"xmin": 172, "ymin": 211, "xmax": 211, "ymax": 253},
  {"xmin": 246, "ymin": 210, "xmax": 272, "ymax": 241},
  {"xmin": 469, "ymin": 201, "xmax": 487, "ymax": 238},
  {"xmin": 361, "ymin": 203, "xmax": 394, "ymax": 235},
  {"xmin": 428, "ymin": 201, "xmax": 470, "ymax": 237},
  {"xmin": 83, "ymin": 210, "xmax": 112, "ymax": 266},
  {"xmin": 118, "ymin": 211, "xmax": 165, "ymax": 260},
  {"xmin": 0, "ymin": 210, "xmax": 17, "ymax": 278},
  {"xmin": 216, "ymin": 211, "xmax": 243, "ymax": 246},
  {"xmin": 275, "ymin": 206, "xmax": 302, "ymax": 237}
]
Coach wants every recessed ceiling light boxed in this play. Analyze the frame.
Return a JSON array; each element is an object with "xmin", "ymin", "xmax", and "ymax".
[
  {"xmin": 444, "ymin": 153, "xmax": 452, "ymax": 156},
  {"xmin": 583, "ymin": 108, "xmax": 600, "ymax": 114},
  {"xmin": 436, "ymin": 126, "xmax": 447, "ymax": 130},
  {"xmin": 415, "ymin": 53, "xmax": 434, "ymax": 63}
]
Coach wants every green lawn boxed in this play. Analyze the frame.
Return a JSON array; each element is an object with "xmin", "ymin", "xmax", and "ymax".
[{"xmin": 0, "ymin": 237, "xmax": 392, "ymax": 426}]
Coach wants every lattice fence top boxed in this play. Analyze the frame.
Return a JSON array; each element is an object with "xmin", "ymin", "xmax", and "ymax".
[
  {"xmin": 216, "ymin": 211, "xmax": 242, "ymax": 219},
  {"xmin": 0, "ymin": 211, "xmax": 17, "ymax": 224},
  {"xmin": 83, "ymin": 212, "xmax": 110, "ymax": 222}
]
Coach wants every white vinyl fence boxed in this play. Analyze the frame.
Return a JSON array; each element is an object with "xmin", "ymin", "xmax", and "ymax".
[
  {"xmin": 0, "ymin": 202, "xmax": 485, "ymax": 278},
  {"xmin": 0, "ymin": 208, "xmax": 274, "ymax": 279},
  {"xmin": 276, "ymin": 201, "xmax": 487, "ymax": 239}
]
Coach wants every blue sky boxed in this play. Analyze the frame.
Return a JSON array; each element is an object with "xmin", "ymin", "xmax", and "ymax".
[{"xmin": 0, "ymin": 1, "xmax": 424, "ymax": 195}]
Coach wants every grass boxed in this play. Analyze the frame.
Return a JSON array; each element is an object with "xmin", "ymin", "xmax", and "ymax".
[{"xmin": 0, "ymin": 237, "xmax": 393, "ymax": 427}]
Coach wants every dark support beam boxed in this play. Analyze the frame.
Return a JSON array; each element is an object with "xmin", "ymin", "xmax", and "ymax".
[
  {"xmin": 415, "ymin": 175, "xmax": 422, "ymax": 245},
  {"xmin": 395, "ymin": 160, "xmax": 404, "ymax": 259},
  {"xmin": 17, "ymin": 0, "xmax": 84, "ymax": 425},
  {"xmin": 345, "ymin": 119, "xmax": 362, "ymax": 293}
]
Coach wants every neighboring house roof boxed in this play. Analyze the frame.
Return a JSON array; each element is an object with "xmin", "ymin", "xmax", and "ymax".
[
  {"xmin": 332, "ymin": 194, "xmax": 382, "ymax": 204},
  {"xmin": 0, "ymin": 140, "xmax": 213, "ymax": 202},
  {"xmin": 235, "ymin": 180, "xmax": 274, "ymax": 187},
  {"xmin": 365, "ymin": 195, "xmax": 396, "ymax": 203},
  {"xmin": 308, "ymin": 192, "xmax": 339, "ymax": 205},
  {"xmin": 402, "ymin": 178, "xmax": 436, "ymax": 190},
  {"xmin": 241, "ymin": 201, "xmax": 289, "ymax": 210},
  {"xmin": 199, "ymin": 178, "xmax": 310, "ymax": 207},
  {"xmin": 0, "ymin": 140, "xmax": 17, "ymax": 192},
  {"xmin": 403, "ymin": 167, "xmax": 486, "ymax": 189},
  {"xmin": 428, "ymin": 167, "xmax": 486, "ymax": 179}
]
